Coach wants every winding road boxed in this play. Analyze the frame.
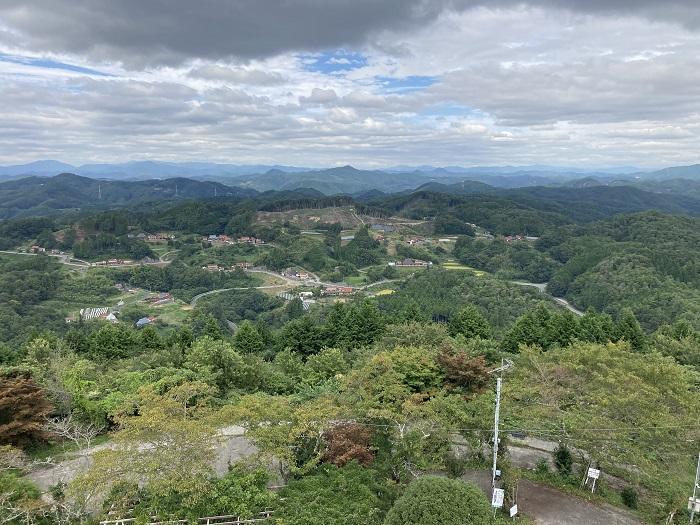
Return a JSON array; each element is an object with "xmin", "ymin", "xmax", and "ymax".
[{"xmin": 510, "ymin": 280, "xmax": 584, "ymax": 316}]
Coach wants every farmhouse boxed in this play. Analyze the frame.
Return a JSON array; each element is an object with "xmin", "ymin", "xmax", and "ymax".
[
  {"xmin": 322, "ymin": 286, "xmax": 354, "ymax": 296},
  {"xmin": 391, "ymin": 258, "xmax": 433, "ymax": 268}
]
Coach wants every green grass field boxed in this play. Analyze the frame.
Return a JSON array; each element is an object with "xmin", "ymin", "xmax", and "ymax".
[{"xmin": 441, "ymin": 261, "xmax": 487, "ymax": 276}]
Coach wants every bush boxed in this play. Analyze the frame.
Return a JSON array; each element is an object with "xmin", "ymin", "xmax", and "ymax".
[
  {"xmin": 384, "ymin": 476, "xmax": 491, "ymax": 525},
  {"xmin": 621, "ymin": 487, "xmax": 638, "ymax": 509},
  {"xmin": 553, "ymin": 443, "xmax": 573, "ymax": 476}
]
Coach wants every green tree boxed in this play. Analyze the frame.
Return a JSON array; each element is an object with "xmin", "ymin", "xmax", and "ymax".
[
  {"xmin": 184, "ymin": 337, "xmax": 244, "ymax": 395},
  {"xmin": 286, "ymin": 298, "xmax": 305, "ymax": 320},
  {"xmin": 447, "ymin": 305, "xmax": 492, "ymax": 339},
  {"xmin": 71, "ymin": 385, "xmax": 217, "ymax": 516},
  {"xmin": 384, "ymin": 476, "xmax": 491, "ymax": 525},
  {"xmin": 233, "ymin": 320, "xmax": 265, "ymax": 354},
  {"xmin": 280, "ymin": 316, "xmax": 325, "ymax": 357},
  {"xmin": 616, "ymin": 308, "xmax": 646, "ymax": 352}
]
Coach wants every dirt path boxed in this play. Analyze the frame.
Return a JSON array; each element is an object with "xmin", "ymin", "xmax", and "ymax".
[{"xmin": 463, "ymin": 471, "xmax": 640, "ymax": 525}]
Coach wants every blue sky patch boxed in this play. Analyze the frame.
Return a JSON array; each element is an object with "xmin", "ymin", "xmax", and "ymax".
[
  {"xmin": 376, "ymin": 75, "xmax": 437, "ymax": 93},
  {"xmin": 302, "ymin": 50, "xmax": 368, "ymax": 74},
  {"xmin": 0, "ymin": 53, "xmax": 113, "ymax": 77}
]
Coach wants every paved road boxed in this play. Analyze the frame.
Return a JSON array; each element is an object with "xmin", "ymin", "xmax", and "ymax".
[
  {"xmin": 510, "ymin": 280, "xmax": 584, "ymax": 316},
  {"xmin": 189, "ymin": 284, "xmax": 289, "ymax": 306},
  {"xmin": 464, "ymin": 471, "xmax": 640, "ymax": 525}
]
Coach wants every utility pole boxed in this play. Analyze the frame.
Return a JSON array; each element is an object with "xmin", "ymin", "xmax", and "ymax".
[
  {"xmin": 691, "ymin": 452, "xmax": 700, "ymax": 524},
  {"xmin": 491, "ymin": 375, "xmax": 502, "ymax": 492}
]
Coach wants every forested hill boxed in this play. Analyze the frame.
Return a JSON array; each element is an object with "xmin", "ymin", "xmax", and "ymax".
[
  {"xmin": 230, "ymin": 166, "xmax": 463, "ymax": 194},
  {"xmin": 0, "ymin": 173, "xmax": 256, "ymax": 219},
  {"xmin": 370, "ymin": 184, "xmax": 700, "ymax": 231},
  {"xmin": 502, "ymin": 185, "xmax": 700, "ymax": 221}
]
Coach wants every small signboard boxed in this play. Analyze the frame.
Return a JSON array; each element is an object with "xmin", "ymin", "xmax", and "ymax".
[
  {"xmin": 492, "ymin": 488, "xmax": 505, "ymax": 508},
  {"xmin": 689, "ymin": 497, "xmax": 700, "ymax": 512},
  {"xmin": 509, "ymin": 504, "xmax": 518, "ymax": 517},
  {"xmin": 587, "ymin": 467, "xmax": 601, "ymax": 480}
]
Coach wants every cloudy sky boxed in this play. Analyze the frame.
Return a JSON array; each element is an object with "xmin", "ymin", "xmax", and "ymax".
[{"xmin": 1, "ymin": 0, "xmax": 700, "ymax": 168}]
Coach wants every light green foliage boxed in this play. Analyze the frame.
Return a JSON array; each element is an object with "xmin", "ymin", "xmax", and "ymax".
[
  {"xmin": 220, "ymin": 393, "xmax": 342, "ymax": 477},
  {"xmin": 384, "ymin": 476, "xmax": 491, "ymax": 525},
  {"xmin": 192, "ymin": 464, "xmax": 277, "ymax": 518},
  {"xmin": 71, "ymin": 384, "xmax": 218, "ymax": 515},
  {"xmin": 507, "ymin": 342, "xmax": 700, "ymax": 514}
]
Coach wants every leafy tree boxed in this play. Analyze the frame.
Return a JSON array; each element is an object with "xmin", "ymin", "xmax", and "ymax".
[
  {"xmin": 447, "ymin": 305, "xmax": 491, "ymax": 339},
  {"xmin": 184, "ymin": 337, "xmax": 244, "ymax": 395},
  {"xmin": 221, "ymin": 393, "xmax": 341, "ymax": 478},
  {"xmin": 384, "ymin": 476, "xmax": 491, "ymax": 525},
  {"xmin": 286, "ymin": 298, "xmax": 305, "ymax": 320},
  {"xmin": 0, "ymin": 372, "xmax": 53, "ymax": 447},
  {"xmin": 437, "ymin": 347, "xmax": 489, "ymax": 394},
  {"xmin": 191, "ymin": 464, "xmax": 277, "ymax": 518},
  {"xmin": 71, "ymin": 385, "xmax": 217, "ymax": 516}
]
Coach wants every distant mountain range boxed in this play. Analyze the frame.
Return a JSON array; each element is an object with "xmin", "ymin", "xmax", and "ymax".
[
  {"xmin": 0, "ymin": 173, "xmax": 255, "ymax": 219},
  {"xmin": 2, "ymin": 169, "xmax": 700, "ymax": 221},
  {"xmin": 3, "ymin": 160, "xmax": 700, "ymax": 193}
]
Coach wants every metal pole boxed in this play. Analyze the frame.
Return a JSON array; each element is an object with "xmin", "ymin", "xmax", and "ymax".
[
  {"xmin": 691, "ymin": 452, "xmax": 700, "ymax": 524},
  {"xmin": 492, "ymin": 376, "xmax": 502, "ymax": 493}
]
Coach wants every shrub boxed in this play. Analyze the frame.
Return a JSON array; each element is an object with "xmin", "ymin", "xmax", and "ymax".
[
  {"xmin": 621, "ymin": 487, "xmax": 638, "ymax": 509},
  {"xmin": 553, "ymin": 443, "xmax": 573, "ymax": 476},
  {"xmin": 384, "ymin": 476, "xmax": 490, "ymax": 525}
]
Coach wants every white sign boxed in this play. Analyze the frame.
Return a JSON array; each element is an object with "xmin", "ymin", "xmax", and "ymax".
[
  {"xmin": 509, "ymin": 504, "xmax": 518, "ymax": 517},
  {"xmin": 492, "ymin": 488, "xmax": 505, "ymax": 508},
  {"xmin": 689, "ymin": 497, "xmax": 700, "ymax": 512},
  {"xmin": 587, "ymin": 467, "xmax": 601, "ymax": 480}
]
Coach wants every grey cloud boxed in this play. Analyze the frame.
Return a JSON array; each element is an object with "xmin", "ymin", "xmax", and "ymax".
[
  {"xmin": 189, "ymin": 65, "xmax": 285, "ymax": 85},
  {"xmin": 1, "ymin": 1, "xmax": 700, "ymax": 67}
]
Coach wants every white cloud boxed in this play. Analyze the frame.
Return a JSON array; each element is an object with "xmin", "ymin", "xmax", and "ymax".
[{"xmin": 0, "ymin": 4, "xmax": 700, "ymax": 167}]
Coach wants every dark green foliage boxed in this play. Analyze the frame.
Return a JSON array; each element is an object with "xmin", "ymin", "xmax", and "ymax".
[
  {"xmin": 433, "ymin": 212, "xmax": 473, "ymax": 235},
  {"xmin": 342, "ymin": 226, "xmax": 383, "ymax": 266},
  {"xmin": 454, "ymin": 236, "xmax": 558, "ymax": 283},
  {"xmin": 621, "ymin": 487, "xmax": 638, "ymax": 509},
  {"xmin": 280, "ymin": 316, "xmax": 325, "ymax": 357},
  {"xmin": 616, "ymin": 308, "xmax": 646, "ymax": 352},
  {"xmin": 276, "ymin": 463, "xmax": 383, "ymax": 525},
  {"xmin": 384, "ymin": 476, "xmax": 491, "ymax": 525},
  {"xmin": 323, "ymin": 301, "xmax": 385, "ymax": 349},
  {"xmin": 553, "ymin": 443, "xmax": 573, "ymax": 475},
  {"xmin": 447, "ymin": 305, "xmax": 492, "ymax": 339},
  {"xmin": 233, "ymin": 321, "xmax": 265, "ymax": 354},
  {"xmin": 378, "ymin": 270, "xmax": 544, "ymax": 331},
  {"xmin": 73, "ymin": 233, "xmax": 154, "ymax": 260}
]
